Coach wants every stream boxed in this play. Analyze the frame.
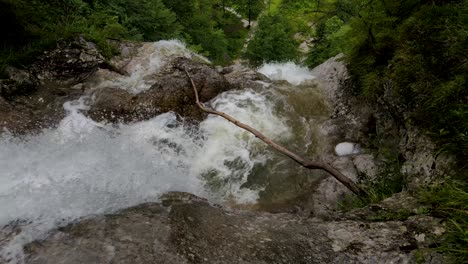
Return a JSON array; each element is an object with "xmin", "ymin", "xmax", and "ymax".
[{"xmin": 0, "ymin": 40, "xmax": 333, "ymax": 263}]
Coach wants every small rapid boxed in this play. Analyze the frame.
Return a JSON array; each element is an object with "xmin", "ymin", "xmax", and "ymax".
[
  {"xmin": 258, "ymin": 62, "xmax": 315, "ymax": 85},
  {"xmin": 0, "ymin": 40, "xmax": 330, "ymax": 263}
]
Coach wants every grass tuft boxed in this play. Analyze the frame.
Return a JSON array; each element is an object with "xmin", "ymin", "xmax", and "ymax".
[{"xmin": 419, "ymin": 180, "xmax": 468, "ymax": 263}]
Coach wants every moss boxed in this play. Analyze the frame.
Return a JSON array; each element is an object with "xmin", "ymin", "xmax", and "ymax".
[
  {"xmin": 366, "ymin": 209, "xmax": 412, "ymax": 222},
  {"xmin": 413, "ymin": 249, "xmax": 426, "ymax": 264}
]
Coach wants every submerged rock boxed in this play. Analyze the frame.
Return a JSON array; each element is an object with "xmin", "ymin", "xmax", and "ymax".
[{"xmin": 23, "ymin": 192, "xmax": 445, "ymax": 264}]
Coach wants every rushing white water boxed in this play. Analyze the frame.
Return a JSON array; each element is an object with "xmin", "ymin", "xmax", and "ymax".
[
  {"xmin": 98, "ymin": 40, "xmax": 208, "ymax": 94},
  {"xmin": 198, "ymin": 89, "xmax": 292, "ymax": 202},
  {"xmin": 258, "ymin": 62, "xmax": 315, "ymax": 85},
  {"xmin": 0, "ymin": 41, "xmax": 326, "ymax": 262},
  {"xmin": 0, "ymin": 91, "xmax": 290, "ymax": 261}
]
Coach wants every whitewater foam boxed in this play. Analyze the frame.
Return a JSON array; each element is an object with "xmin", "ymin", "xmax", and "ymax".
[
  {"xmin": 0, "ymin": 88, "xmax": 291, "ymax": 262},
  {"xmin": 0, "ymin": 41, "xmax": 314, "ymax": 263},
  {"xmin": 98, "ymin": 40, "xmax": 208, "ymax": 94},
  {"xmin": 258, "ymin": 62, "xmax": 315, "ymax": 85}
]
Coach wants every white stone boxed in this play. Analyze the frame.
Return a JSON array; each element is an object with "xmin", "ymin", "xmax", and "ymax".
[{"xmin": 335, "ymin": 142, "xmax": 360, "ymax": 156}]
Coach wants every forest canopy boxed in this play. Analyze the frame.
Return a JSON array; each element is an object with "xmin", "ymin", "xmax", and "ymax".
[{"xmin": 0, "ymin": 0, "xmax": 260, "ymax": 73}]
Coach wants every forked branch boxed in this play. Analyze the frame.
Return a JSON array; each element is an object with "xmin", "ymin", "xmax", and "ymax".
[{"xmin": 184, "ymin": 70, "xmax": 367, "ymax": 197}]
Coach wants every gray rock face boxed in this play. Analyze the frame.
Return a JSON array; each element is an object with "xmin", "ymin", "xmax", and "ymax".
[
  {"xmin": 0, "ymin": 40, "xmax": 234, "ymax": 133},
  {"xmin": 304, "ymin": 55, "xmax": 375, "ymax": 216},
  {"xmin": 31, "ymin": 36, "xmax": 105, "ymax": 86},
  {"xmin": 0, "ymin": 37, "xmax": 106, "ymax": 134},
  {"xmin": 23, "ymin": 192, "xmax": 445, "ymax": 264},
  {"xmin": 87, "ymin": 57, "xmax": 235, "ymax": 123},
  {"xmin": 0, "ymin": 67, "xmax": 39, "ymax": 98},
  {"xmin": 223, "ymin": 61, "xmax": 270, "ymax": 89},
  {"xmin": 311, "ymin": 54, "xmax": 452, "ymax": 195}
]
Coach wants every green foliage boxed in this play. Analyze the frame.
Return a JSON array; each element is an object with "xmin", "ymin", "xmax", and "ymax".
[
  {"xmin": 236, "ymin": 0, "xmax": 265, "ymax": 22},
  {"xmin": 339, "ymin": 167, "xmax": 407, "ymax": 210},
  {"xmin": 279, "ymin": 1, "xmax": 466, "ymax": 260},
  {"xmin": 366, "ymin": 209, "xmax": 412, "ymax": 221},
  {"xmin": 0, "ymin": 0, "xmax": 180, "ymax": 72},
  {"xmin": 162, "ymin": 0, "xmax": 249, "ymax": 65},
  {"xmin": 244, "ymin": 13, "xmax": 299, "ymax": 66},
  {"xmin": 268, "ymin": 0, "xmax": 283, "ymax": 13},
  {"xmin": 304, "ymin": 0, "xmax": 468, "ymax": 167},
  {"xmin": 419, "ymin": 180, "xmax": 468, "ymax": 262},
  {"xmin": 0, "ymin": 0, "xmax": 250, "ymax": 71},
  {"xmin": 100, "ymin": 0, "xmax": 181, "ymax": 41},
  {"xmin": 306, "ymin": 16, "xmax": 349, "ymax": 67}
]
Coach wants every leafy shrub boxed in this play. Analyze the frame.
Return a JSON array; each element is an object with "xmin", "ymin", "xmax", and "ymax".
[
  {"xmin": 244, "ymin": 13, "xmax": 299, "ymax": 66},
  {"xmin": 304, "ymin": 0, "xmax": 467, "ymax": 166}
]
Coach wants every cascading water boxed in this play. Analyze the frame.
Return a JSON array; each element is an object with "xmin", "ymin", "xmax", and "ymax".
[
  {"xmin": 258, "ymin": 62, "xmax": 315, "ymax": 85},
  {"xmin": 0, "ymin": 41, "xmax": 331, "ymax": 263},
  {"xmin": 98, "ymin": 40, "xmax": 209, "ymax": 94}
]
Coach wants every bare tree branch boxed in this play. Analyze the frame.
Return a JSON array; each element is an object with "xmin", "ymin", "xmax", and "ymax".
[{"xmin": 183, "ymin": 69, "xmax": 367, "ymax": 197}]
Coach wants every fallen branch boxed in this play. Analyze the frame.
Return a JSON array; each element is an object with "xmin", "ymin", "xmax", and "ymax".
[{"xmin": 183, "ymin": 69, "xmax": 367, "ymax": 197}]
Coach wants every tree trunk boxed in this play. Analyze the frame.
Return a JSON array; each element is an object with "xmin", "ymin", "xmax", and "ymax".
[{"xmin": 248, "ymin": 0, "xmax": 251, "ymax": 27}]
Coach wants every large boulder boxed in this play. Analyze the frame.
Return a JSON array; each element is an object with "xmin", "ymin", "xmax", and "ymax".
[
  {"xmin": 223, "ymin": 62, "xmax": 270, "ymax": 90},
  {"xmin": 23, "ymin": 192, "xmax": 445, "ymax": 264},
  {"xmin": 30, "ymin": 36, "xmax": 105, "ymax": 86},
  {"xmin": 0, "ymin": 37, "xmax": 108, "ymax": 134},
  {"xmin": 0, "ymin": 78, "xmax": 86, "ymax": 134},
  {"xmin": 88, "ymin": 57, "xmax": 236, "ymax": 123}
]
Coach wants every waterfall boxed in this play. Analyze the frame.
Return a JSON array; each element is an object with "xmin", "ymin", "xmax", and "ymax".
[{"xmin": 0, "ymin": 41, "xmax": 330, "ymax": 263}]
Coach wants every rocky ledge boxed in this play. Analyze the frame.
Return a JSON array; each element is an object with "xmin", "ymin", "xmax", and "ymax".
[
  {"xmin": 0, "ymin": 40, "xmax": 450, "ymax": 264},
  {"xmin": 87, "ymin": 57, "xmax": 235, "ymax": 123},
  {"xmin": 22, "ymin": 192, "xmax": 444, "ymax": 264},
  {"xmin": 0, "ymin": 38, "xmax": 237, "ymax": 134}
]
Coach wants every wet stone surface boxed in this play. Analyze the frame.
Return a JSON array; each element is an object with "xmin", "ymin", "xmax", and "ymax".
[
  {"xmin": 22, "ymin": 192, "xmax": 445, "ymax": 264},
  {"xmin": 87, "ymin": 57, "xmax": 236, "ymax": 123}
]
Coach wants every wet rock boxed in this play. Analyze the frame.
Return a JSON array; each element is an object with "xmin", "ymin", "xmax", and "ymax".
[
  {"xmin": 224, "ymin": 62, "xmax": 270, "ymax": 89},
  {"xmin": 352, "ymin": 154, "xmax": 379, "ymax": 179},
  {"xmin": 0, "ymin": 79, "xmax": 85, "ymax": 134},
  {"xmin": 24, "ymin": 192, "xmax": 446, "ymax": 264},
  {"xmin": 0, "ymin": 67, "xmax": 39, "ymax": 98},
  {"xmin": 310, "ymin": 156, "xmax": 359, "ymax": 218},
  {"xmin": 108, "ymin": 41, "xmax": 143, "ymax": 70},
  {"xmin": 311, "ymin": 54, "xmax": 348, "ymax": 104},
  {"xmin": 87, "ymin": 88, "xmax": 138, "ymax": 123},
  {"xmin": 0, "ymin": 37, "xmax": 107, "ymax": 134},
  {"xmin": 88, "ymin": 57, "xmax": 236, "ymax": 123},
  {"xmin": 31, "ymin": 36, "xmax": 105, "ymax": 86},
  {"xmin": 0, "ymin": 100, "xmax": 37, "ymax": 134},
  {"xmin": 310, "ymin": 53, "xmax": 452, "ymax": 209}
]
